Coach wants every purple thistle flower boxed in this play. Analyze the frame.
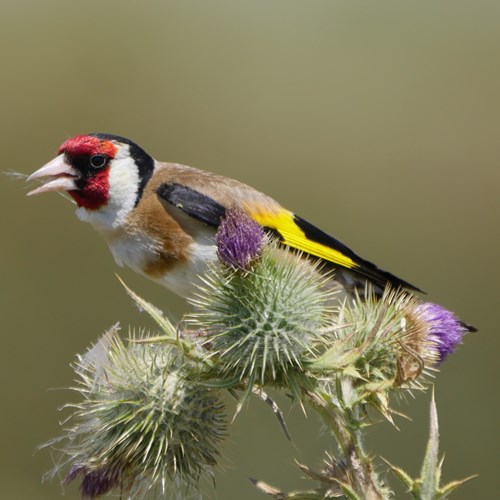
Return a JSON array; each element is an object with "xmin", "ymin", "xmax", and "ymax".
[
  {"xmin": 216, "ymin": 209, "xmax": 264, "ymax": 270},
  {"xmin": 415, "ymin": 302, "xmax": 467, "ymax": 363},
  {"xmin": 65, "ymin": 463, "xmax": 121, "ymax": 499}
]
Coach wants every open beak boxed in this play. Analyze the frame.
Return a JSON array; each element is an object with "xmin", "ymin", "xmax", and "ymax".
[{"xmin": 27, "ymin": 155, "xmax": 79, "ymax": 196}]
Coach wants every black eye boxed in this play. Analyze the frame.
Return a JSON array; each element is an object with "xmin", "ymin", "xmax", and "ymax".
[{"xmin": 90, "ymin": 154, "xmax": 107, "ymax": 169}]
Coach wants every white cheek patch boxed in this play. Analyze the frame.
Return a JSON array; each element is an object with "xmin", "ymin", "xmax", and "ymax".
[
  {"xmin": 107, "ymin": 156, "xmax": 140, "ymax": 223},
  {"xmin": 76, "ymin": 146, "xmax": 140, "ymax": 231}
]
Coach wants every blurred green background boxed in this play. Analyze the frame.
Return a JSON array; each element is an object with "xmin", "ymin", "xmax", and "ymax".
[{"xmin": 1, "ymin": 1, "xmax": 498, "ymax": 498}]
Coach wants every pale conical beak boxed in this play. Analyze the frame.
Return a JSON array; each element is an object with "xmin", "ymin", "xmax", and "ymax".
[{"xmin": 27, "ymin": 155, "xmax": 79, "ymax": 196}]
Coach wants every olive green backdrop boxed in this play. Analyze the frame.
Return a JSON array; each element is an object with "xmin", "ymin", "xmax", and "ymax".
[{"xmin": 1, "ymin": 1, "xmax": 498, "ymax": 498}]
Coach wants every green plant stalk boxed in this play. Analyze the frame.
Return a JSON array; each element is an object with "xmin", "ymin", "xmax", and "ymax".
[{"xmin": 306, "ymin": 377, "xmax": 386, "ymax": 500}]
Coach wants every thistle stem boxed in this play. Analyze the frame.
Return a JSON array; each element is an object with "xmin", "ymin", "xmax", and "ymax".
[{"xmin": 305, "ymin": 378, "xmax": 387, "ymax": 500}]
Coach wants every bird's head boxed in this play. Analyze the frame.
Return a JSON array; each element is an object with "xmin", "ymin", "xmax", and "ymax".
[{"xmin": 27, "ymin": 133, "xmax": 154, "ymax": 214}]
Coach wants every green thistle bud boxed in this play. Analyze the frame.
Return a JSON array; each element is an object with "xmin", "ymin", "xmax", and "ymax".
[
  {"xmin": 50, "ymin": 325, "xmax": 226, "ymax": 498},
  {"xmin": 336, "ymin": 288, "xmax": 413, "ymax": 387},
  {"xmin": 311, "ymin": 288, "xmax": 440, "ymax": 393},
  {"xmin": 189, "ymin": 242, "xmax": 336, "ymax": 386},
  {"xmin": 395, "ymin": 300, "xmax": 440, "ymax": 386}
]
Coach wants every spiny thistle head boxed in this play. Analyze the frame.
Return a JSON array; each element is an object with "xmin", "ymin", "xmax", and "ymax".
[
  {"xmin": 189, "ymin": 242, "xmax": 337, "ymax": 386},
  {"xmin": 336, "ymin": 288, "xmax": 434, "ymax": 387},
  {"xmin": 51, "ymin": 325, "xmax": 226, "ymax": 498},
  {"xmin": 216, "ymin": 208, "xmax": 265, "ymax": 270},
  {"xmin": 312, "ymin": 288, "xmax": 470, "ymax": 392}
]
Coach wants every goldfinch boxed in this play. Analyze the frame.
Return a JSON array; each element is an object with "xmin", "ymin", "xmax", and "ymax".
[{"xmin": 27, "ymin": 133, "xmax": 420, "ymax": 298}]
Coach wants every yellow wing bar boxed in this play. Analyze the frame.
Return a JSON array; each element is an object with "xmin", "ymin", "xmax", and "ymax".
[{"xmin": 250, "ymin": 209, "xmax": 359, "ymax": 271}]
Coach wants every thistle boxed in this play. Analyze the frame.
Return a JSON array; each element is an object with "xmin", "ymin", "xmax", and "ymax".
[
  {"xmin": 310, "ymin": 288, "xmax": 468, "ymax": 390},
  {"xmin": 189, "ymin": 240, "xmax": 336, "ymax": 387},
  {"xmin": 49, "ymin": 324, "xmax": 226, "ymax": 498},
  {"xmin": 44, "ymin": 221, "xmax": 474, "ymax": 499}
]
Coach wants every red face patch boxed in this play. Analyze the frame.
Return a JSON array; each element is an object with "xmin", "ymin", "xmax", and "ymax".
[
  {"xmin": 58, "ymin": 135, "xmax": 118, "ymax": 211},
  {"xmin": 58, "ymin": 135, "xmax": 118, "ymax": 158},
  {"xmin": 68, "ymin": 169, "xmax": 110, "ymax": 210}
]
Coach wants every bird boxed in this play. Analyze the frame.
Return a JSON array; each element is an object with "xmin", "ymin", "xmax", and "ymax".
[{"xmin": 27, "ymin": 133, "xmax": 421, "ymax": 299}]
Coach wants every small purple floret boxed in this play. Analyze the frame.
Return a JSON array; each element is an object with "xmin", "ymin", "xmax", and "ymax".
[
  {"xmin": 65, "ymin": 463, "xmax": 121, "ymax": 499},
  {"xmin": 64, "ymin": 464, "xmax": 86, "ymax": 484},
  {"xmin": 216, "ymin": 209, "xmax": 264, "ymax": 270},
  {"xmin": 415, "ymin": 302, "xmax": 466, "ymax": 362}
]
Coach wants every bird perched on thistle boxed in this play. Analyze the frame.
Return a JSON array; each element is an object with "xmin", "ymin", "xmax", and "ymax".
[{"xmin": 27, "ymin": 133, "xmax": 421, "ymax": 299}]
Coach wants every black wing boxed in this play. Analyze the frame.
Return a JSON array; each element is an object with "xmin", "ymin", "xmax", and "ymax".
[{"xmin": 157, "ymin": 183, "xmax": 226, "ymax": 227}]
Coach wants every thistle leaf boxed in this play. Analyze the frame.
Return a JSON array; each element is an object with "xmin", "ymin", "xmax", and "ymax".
[
  {"xmin": 116, "ymin": 275, "xmax": 177, "ymax": 338},
  {"xmin": 420, "ymin": 389, "xmax": 440, "ymax": 499},
  {"xmin": 385, "ymin": 391, "xmax": 475, "ymax": 499},
  {"xmin": 382, "ymin": 458, "xmax": 415, "ymax": 492},
  {"xmin": 438, "ymin": 475, "xmax": 478, "ymax": 498}
]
